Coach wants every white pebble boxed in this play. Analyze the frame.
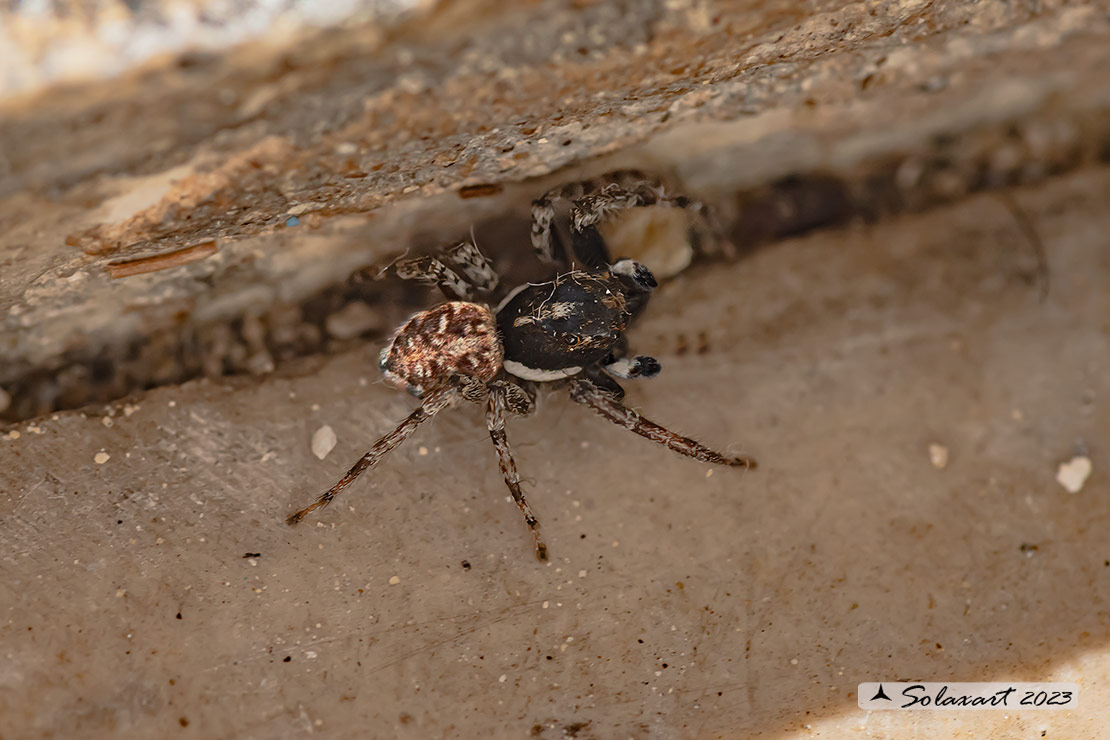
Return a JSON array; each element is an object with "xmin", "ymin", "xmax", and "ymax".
[
  {"xmin": 388, "ymin": 575, "xmax": 400, "ymax": 585},
  {"xmin": 928, "ymin": 443, "xmax": 949, "ymax": 469},
  {"xmin": 1056, "ymin": 456, "xmax": 1092, "ymax": 494},
  {"xmin": 312, "ymin": 425, "xmax": 337, "ymax": 460},
  {"xmin": 94, "ymin": 451, "xmax": 110, "ymax": 464}
]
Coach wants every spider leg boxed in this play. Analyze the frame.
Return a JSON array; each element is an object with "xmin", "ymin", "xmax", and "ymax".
[
  {"xmin": 532, "ymin": 179, "xmax": 590, "ymax": 266},
  {"xmin": 531, "ymin": 173, "xmax": 641, "ymax": 267},
  {"xmin": 568, "ymin": 171, "xmax": 736, "ymax": 260},
  {"xmin": 486, "ymin": 385, "xmax": 548, "ymax": 561},
  {"xmin": 599, "ymin": 337, "xmax": 662, "ymax": 381},
  {"xmin": 581, "ymin": 366, "xmax": 626, "ymax": 399},
  {"xmin": 456, "ymin": 375, "xmax": 488, "ymax": 404},
  {"xmin": 395, "ymin": 241, "xmax": 499, "ymax": 300},
  {"xmin": 286, "ymin": 388, "xmax": 455, "ymax": 525},
  {"xmin": 568, "ymin": 378, "xmax": 756, "ymax": 469},
  {"xmin": 604, "ymin": 355, "xmax": 661, "ymax": 379},
  {"xmin": 489, "ymin": 378, "xmax": 537, "ymax": 417},
  {"xmin": 395, "ymin": 254, "xmax": 475, "ymax": 300},
  {"xmin": 443, "ymin": 241, "xmax": 500, "ymax": 294}
]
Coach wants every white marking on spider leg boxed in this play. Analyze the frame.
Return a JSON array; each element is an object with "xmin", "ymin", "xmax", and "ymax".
[
  {"xmin": 503, "ymin": 360, "xmax": 582, "ymax": 382},
  {"xmin": 606, "ymin": 355, "xmax": 661, "ymax": 379},
  {"xmin": 609, "ymin": 259, "xmax": 641, "ymax": 279},
  {"xmin": 609, "ymin": 260, "xmax": 657, "ymax": 292},
  {"xmin": 604, "ymin": 358, "xmax": 637, "ymax": 378}
]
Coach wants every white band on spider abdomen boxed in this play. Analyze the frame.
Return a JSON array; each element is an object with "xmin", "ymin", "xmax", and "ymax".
[{"xmin": 503, "ymin": 360, "xmax": 583, "ymax": 382}]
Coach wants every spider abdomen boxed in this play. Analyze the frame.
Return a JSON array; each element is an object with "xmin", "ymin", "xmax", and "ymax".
[{"xmin": 379, "ymin": 301, "xmax": 503, "ymax": 397}]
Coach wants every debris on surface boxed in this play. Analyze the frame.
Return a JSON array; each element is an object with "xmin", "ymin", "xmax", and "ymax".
[
  {"xmin": 311, "ymin": 424, "xmax": 338, "ymax": 460},
  {"xmin": 94, "ymin": 451, "xmax": 110, "ymax": 464},
  {"xmin": 928, "ymin": 443, "xmax": 949, "ymax": 469},
  {"xmin": 1056, "ymin": 455, "xmax": 1092, "ymax": 493}
]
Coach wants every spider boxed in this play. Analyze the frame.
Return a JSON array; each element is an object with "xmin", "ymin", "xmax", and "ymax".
[{"xmin": 286, "ymin": 171, "xmax": 756, "ymax": 561}]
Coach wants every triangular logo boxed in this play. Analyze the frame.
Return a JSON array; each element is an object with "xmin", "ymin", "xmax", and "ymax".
[{"xmin": 870, "ymin": 684, "xmax": 892, "ymax": 701}]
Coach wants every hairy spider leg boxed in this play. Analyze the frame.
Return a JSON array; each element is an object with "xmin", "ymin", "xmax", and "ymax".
[
  {"xmin": 568, "ymin": 378, "xmax": 756, "ymax": 469},
  {"xmin": 531, "ymin": 173, "xmax": 642, "ymax": 267},
  {"xmin": 486, "ymin": 385, "xmax": 548, "ymax": 561},
  {"xmin": 489, "ymin": 378, "xmax": 537, "ymax": 417},
  {"xmin": 285, "ymin": 388, "xmax": 454, "ymax": 525},
  {"xmin": 603, "ymin": 354, "xmax": 662, "ymax": 380},
  {"xmin": 532, "ymin": 169, "xmax": 733, "ymax": 274},
  {"xmin": 395, "ymin": 254, "xmax": 475, "ymax": 300},
  {"xmin": 443, "ymin": 241, "xmax": 500, "ymax": 294},
  {"xmin": 561, "ymin": 222, "xmax": 612, "ymax": 271},
  {"xmin": 394, "ymin": 241, "xmax": 500, "ymax": 300},
  {"xmin": 568, "ymin": 172, "xmax": 736, "ymax": 261},
  {"xmin": 531, "ymin": 173, "xmax": 649, "ymax": 256}
]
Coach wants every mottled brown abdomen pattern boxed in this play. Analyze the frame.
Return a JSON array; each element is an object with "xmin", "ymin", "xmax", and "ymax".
[{"xmin": 379, "ymin": 302, "xmax": 503, "ymax": 396}]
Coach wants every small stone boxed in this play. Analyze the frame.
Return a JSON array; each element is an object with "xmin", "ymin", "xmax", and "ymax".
[
  {"xmin": 1056, "ymin": 456, "xmax": 1092, "ymax": 494},
  {"xmin": 94, "ymin": 451, "xmax": 110, "ymax": 464},
  {"xmin": 600, "ymin": 208, "xmax": 693, "ymax": 279},
  {"xmin": 246, "ymin": 350, "xmax": 275, "ymax": 375},
  {"xmin": 388, "ymin": 575, "xmax": 400, "ymax": 585},
  {"xmin": 928, "ymin": 443, "xmax": 949, "ymax": 469},
  {"xmin": 325, "ymin": 301, "xmax": 382, "ymax": 340},
  {"xmin": 312, "ymin": 425, "xmax": 337, "ymax": 460}
]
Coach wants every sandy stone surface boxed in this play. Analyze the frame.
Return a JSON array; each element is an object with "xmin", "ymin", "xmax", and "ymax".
[{"xmin": 2, "ymin": 167, "xmax": 1107, "ymax": 739}]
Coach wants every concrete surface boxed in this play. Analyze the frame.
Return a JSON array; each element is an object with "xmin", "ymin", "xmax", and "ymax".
[{"xmin": 2, "ymin": 166, "xmax": 1107, "ymax": 739}]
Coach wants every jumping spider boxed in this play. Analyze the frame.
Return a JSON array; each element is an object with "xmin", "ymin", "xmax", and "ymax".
[{"xmin": 287, "ymin": 171, "xmax": 756, "ymax": 561}]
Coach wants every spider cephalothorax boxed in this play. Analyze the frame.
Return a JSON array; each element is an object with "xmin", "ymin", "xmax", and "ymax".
[
  {"xmin": 287, "ymin": 171, "xmax": 755, "ymax": 561},
  {"xmin": 496, "ymin": 260, "xmax": 654, "ymax": 381}
]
